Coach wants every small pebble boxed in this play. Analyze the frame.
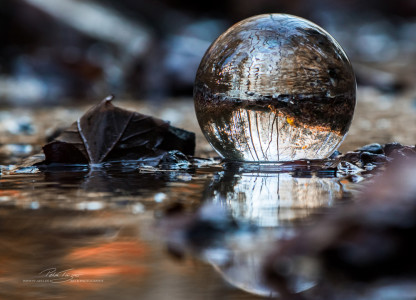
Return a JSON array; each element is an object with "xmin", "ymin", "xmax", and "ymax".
[{"xmin": 357, "ymin": 143, "xmax": 384, "ymax": 154}]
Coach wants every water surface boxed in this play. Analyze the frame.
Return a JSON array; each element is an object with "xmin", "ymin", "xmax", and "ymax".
[{"xmin": 0, "ymin": 158, "xmax": 355, "ymax": 299}]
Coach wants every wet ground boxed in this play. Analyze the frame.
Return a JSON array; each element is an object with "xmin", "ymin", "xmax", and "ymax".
[{"xmin": 0, "ymin": 86, "xmax": 415, "ymax": 299}]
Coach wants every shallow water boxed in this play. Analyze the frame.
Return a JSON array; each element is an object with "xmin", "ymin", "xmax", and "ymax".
[{"xmin": 0, "ymin": 156, "xmax": 354, "ymax": 300}]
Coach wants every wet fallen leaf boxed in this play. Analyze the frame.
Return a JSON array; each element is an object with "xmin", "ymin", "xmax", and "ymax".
[{"xmin": 42, "ymin": 95, "xmax": 195, "ymax": 164}]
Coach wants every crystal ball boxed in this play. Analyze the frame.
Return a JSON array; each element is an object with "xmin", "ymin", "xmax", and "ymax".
[{"xmin": 194, "ymin": 14, "xmax": 356, "ymax": 162}]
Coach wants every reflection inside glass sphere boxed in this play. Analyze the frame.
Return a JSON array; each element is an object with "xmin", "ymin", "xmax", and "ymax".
[{"xmin": 194, "ymin": 14, "xmax": 356, "ymax": 162}]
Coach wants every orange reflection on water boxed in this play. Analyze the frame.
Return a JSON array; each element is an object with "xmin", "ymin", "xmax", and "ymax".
[
  {"xmin": 64, "ymin": 240, "xmax": 149, "ymax": 290},
  {"xmin": 63, "ymin": 265, "xmax": 147, "ymax": 290},
  {"xmin": 67, "ymin": 241, "xmax": 148, "ymax": 261},
  {"xmin": 74, "ymin": 266, "xmax": 146, "ymax": 277},
  {"xmin": 0, "ymin": 189, "xmax": 22, "ymax": 198}
]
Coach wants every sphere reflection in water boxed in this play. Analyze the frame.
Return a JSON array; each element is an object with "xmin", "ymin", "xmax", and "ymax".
[
  {"xmin": 210, "ymin": 245, "xmax": 280, "ymax": 298},
  {"xmin": 209, "ymin": 171, "xmax": 343, "ymax": 227},
  {"xmin": 194, "ymin": 14, "xmax": 356, "ymax": 161},
  {"xmin": 210, "ymin": 244, "xmax": 315, "ymax": 298},
  {"xmin": 203, "ymin": 170, "xmax": 343, "ymax": 297}
]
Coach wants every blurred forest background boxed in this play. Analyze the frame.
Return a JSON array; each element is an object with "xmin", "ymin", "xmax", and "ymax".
[{"xmin": 1, "ymin": 0, "xmax": 416, "ymax": 106}]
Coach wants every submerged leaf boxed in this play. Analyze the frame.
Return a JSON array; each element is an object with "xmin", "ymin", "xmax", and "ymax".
[{"xmin": 42, "ymin": 96, "xmax": 195, "ymax": 164}]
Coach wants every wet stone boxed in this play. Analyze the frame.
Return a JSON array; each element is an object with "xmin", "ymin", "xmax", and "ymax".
[
  {"xmin": 383, "ymin": 142, "xmax": 406, "ymax": 157},
  {"xmin": 194, "ymin": 14, "xmax": 356, "ymax": 162},
  {"xmin": 158, "ymin": 150, "xmax": 190, "ymax": 170},
  {"xmin": 343, "ymin": 174, "xmax": 365, "ymax": 183},
  {"xmin": 337, "ymin": 161, "xmax": 363, "ymax": 176},
  {"xmin": 357, "ymin": 143, "xmax": 384, "ymax": 154},
  {"xmin": 384, "ymin": 143, "xmax": 416, "ymax": 159},
  {"xmin": 338, "ymin": 152, "xmax": 362, "ymax": 165},
  {"xmin": 360, "ymin": 152, "xmax": 390, "ymax": 165}
]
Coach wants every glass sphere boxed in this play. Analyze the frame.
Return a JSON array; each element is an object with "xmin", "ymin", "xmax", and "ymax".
[{"xmin": 194, "ymin": 14, "xmax": 356, "ymax": 162}]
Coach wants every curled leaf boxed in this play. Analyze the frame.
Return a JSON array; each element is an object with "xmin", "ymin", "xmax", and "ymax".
[{"xmin": 43, "ymin": 96, "xmax": 195, "ymax": 164}]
